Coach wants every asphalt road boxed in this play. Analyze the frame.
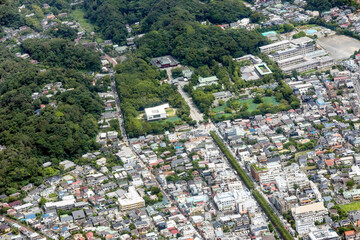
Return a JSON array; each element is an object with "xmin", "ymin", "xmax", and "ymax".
[
  {"xmin": 352, "ymin": 75, "xmax": 360, "ymax": 101},
  {"xmin": 1, "ymin": 215, "xmax": 47, "ymax": 238},
  {"xmin": 111, "ymin": 78, "xmax": 128, "ymax": 143},
  {"xmin": 177, "ymin": 84, "xmax": 204, "ymax": 123}
]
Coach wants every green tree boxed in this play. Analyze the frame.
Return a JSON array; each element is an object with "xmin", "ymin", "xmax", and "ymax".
[
  {"xmin": 129, "ymin": 223, "xmax": 136, "ymax": 230},
  {"xmin": 347, "ymin": 179, "xmax": 355, "ymax": 188},
  {"xmin": 39, "ymin": 197, "xmax": 47, "ymax": 207},
  {"xmin": 12, "ymin": 228, "xmax": 19, "ymax": 235},
  {"xmin": 253, "ymin": 94, "xmax": 263, "ymax": 104}
]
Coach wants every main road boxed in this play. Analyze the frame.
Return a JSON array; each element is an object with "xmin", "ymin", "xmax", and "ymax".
[
  {"xmin": 212, "ymin": 128, "xmax": 294, "ymax": 236},
  {"xmin": 177, "ymin": 82, "xmax": 204, "ymax": 123}
]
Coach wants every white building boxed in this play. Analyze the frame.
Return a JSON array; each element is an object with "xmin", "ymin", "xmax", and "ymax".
[
  {"xmin": 228, "ymin": 181, "xmax": 243, "ymax": 191},
  {"xmin": 259, "ymin": 40, "xmax": 291, "ymax": 54},
  {"xmin": 145, "ymin": 103, "xmax": 169, "ymax": 121},
  {"xmin": 308, "ymin": 228, "xmax": 340, "ymax": 240},
  {"xmin": 284, "ymin": 163, "xmax": 309, "ymax": 191},
  {"xmin": 118, "ymin": 186, "xmax": 145, "ymax": 211},
  {"xmin": 259, "ymin": 162, "xmax": 282, "ymax": 185},
  {"xmin": 234, "ymin": 190, "xmax": 257, "ymax": 214},
  {"xmin": 292, "ymin": 202, "xmax": 328, "ymax": 235},
  {"xmin": 296, "ymin": 217, "xmax": 315, "ymax": 235},
  {"xmin": 275, "ymin": 176, "xmax": 288, "ymax": 192},
  {"xmin": 214, "ymin": 192, "xmax": 236, "ymax": 211},
  {"xmin": 44, "ymin": 195, "xmax": 76, "ymax": 210}
]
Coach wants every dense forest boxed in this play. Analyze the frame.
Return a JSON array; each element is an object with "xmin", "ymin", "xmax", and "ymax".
[
  {"xmin": 0, "ymin": 0, "xmax": 24, "ymax": 28},
  {"xmin": 83, "ymin": 0, "xmax": 252, "ymax": 44},
  {"xmin": 0, "ymin": 46, "xmax": 102, "ymax": 194},
  {"xmin": 305, "ymin": 0, "xmax": 351, "ymax": 11},
  {"xmin": 21, "ymin": 38, "xmax": 101, "ymax": 70},
  {"xmin": 114, "ymin": 57, "xmax": 192, "ymax": 137},
  {"xmin": 136, "ymin": 23, "xmax": 268, "ymax": 68}
]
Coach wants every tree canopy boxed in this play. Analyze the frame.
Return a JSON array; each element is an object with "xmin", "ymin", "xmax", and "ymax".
[
  {"xmin": 136, "ymin": 23, "xmax": 268, "ymax": 68},
  {"xmin": 21, "ymin": 38, "xmax": 101, "ymax": 70},
  {"xmin": 305, "ymin": 0, "xmax": 350, "ymax": 12},
  {"xmin": 114, "ymin": 57, "xmax": 191, "ymax": 137},
  {"xmin": 83, "ymin": 0, "xmax": 252, "ymax": 44},
  {"xmin": 0, "ymin": 45, "xmax": 102, "ymax": 194}
]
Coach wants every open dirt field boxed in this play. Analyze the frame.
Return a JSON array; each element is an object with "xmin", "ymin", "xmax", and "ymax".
[{"xmin": 317, "ymin": 35, "xmax": 360, "ymax": 60}]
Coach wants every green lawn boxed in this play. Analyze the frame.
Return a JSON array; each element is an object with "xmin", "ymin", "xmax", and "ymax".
[
  {"xmin": 215, "ymin": 113, "xmax": 232, "ymax": 118},
  {"xmin": 166, "ymin": 108, "xmax": 176, "ymax": 117},
  {"xmin": 162, "ymin": 116, "xmax": 181, "ymax": 123},
  {"xmin": 213, "ymin": 103, "xmax": 228, "ymax": 113},
  {"xmin": 340, "ymin": 202, "xmax": 360, "ymax": 212},
  {"xmin": 71, "ymin": 8, "xmax": 95, "ymax": 33},
  {"xmin": 213, "ymin": 96, "xmax": 279, "ymax": 113}
]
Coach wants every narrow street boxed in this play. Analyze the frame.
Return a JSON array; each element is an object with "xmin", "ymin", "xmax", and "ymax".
[
  {"xmin": 105, "ymin": 54, "xmax": 118, "ymax": 66},
  {"xmin": 1, "ymin": 215, "xmax": 47, "ymax": 239},
  {"xmin": 352, "ymin": 75, "xmax": 360, "ymax": 100},
  {"xmin": 110, "ymin": 79, "xmax": 127, "ymax": 143}
]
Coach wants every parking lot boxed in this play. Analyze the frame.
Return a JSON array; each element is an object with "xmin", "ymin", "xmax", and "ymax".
[{"xmin": 318, "ymin": 35, "xmax": 360, "ymax": 60}]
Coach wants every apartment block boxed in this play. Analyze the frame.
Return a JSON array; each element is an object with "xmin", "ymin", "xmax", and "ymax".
[{"xmin": 117, "ymin": 186, "xmax": 145, "ymax": 211}]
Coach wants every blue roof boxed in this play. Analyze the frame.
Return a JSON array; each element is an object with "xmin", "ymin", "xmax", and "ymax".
[
  {"xmin": 323, "ymin": 196, "xmax": 332, "ymax": 201},
  {"xmin": 306, "ymin": 29, "xmax": 317, "ymax": 34},
  {"xmin": 316, "ymin": 98, "xmax": 325, "ymax": 105},
  {"xmin": 25, "ymin": 214, "xmax": 36, "ymax": 219},
  {"xmin": 324, "ymin": 123, "xmax": 335, "ymax": 128}
]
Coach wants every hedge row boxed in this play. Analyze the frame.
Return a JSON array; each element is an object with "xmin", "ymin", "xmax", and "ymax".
[
  {"xmin": 253, "ymin": 190, "xmax": 294, "ymax": 240},
  {"xmin": 210, "ymin": 131, "xmax": 255, "ymax": 189},
  {"xmin": 210, "ymin": 131, "xmax": 294, "ymax": 240}
]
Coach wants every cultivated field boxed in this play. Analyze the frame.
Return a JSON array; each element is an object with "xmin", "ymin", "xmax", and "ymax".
[{"xmin": 318, "ymin": 35, "xmax": 360, "ymax": 60}]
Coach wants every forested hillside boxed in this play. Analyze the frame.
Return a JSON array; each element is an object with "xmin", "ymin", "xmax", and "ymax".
[
  {"xmin": 136, "ymin": 23, "xmax": 268, "ymax": 68},
  {"xmin": 83, "ymin": 0, "xmax": 252, "ymax": 44},
  {"xmin": 0, "ymin": 46, "xmax": 102, "ymax": 194},
  {"xmin": 305, "ymin": 0, "xmax": 351, "ymax": 11},
  {"xmin": 22, "ymin": 38, "xmax": 101, "ymax": 70},
  {"xmin": 0, "ymin": 0, "xmax": 24, "ymax": 27}
]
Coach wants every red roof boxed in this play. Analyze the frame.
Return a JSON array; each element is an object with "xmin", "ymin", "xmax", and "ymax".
[
  {"xmin": 8, "ymin": 200, "xmax": 21, "ymax": 207},
  {"xmin": 171, "ymin": 229, "xmax": 179, "ymax": 234},
  {"xmin": 345, "ymin": 230, "xmax": 355, "ymax": 236},
  {"xmin": 325, "ymin": 159, "xmax": 334, "ymax": 167}
]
